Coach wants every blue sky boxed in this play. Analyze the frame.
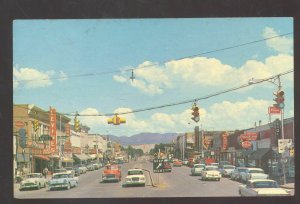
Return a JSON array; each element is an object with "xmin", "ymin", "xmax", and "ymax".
[{"xmin": 13, "ymin": 18, "xmax": 294, "ymax": 136}]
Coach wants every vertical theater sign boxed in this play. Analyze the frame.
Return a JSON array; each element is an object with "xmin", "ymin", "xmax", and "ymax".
[{"xmin": 49, "ymin": 107, "xmax": 57, "ymax": 153}]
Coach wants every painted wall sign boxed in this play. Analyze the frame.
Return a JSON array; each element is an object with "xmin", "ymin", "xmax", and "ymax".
[
  {"xmin": 49, "ymin": 108, "xmax": 57, "ymax": 152},
  {"xmin": 240, "ymin": 132, "xmax": 258, "ymax": 141}
]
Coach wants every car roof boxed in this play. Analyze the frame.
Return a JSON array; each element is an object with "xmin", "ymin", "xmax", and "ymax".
[
  {"xmin": 223, "ymin": 165, "xmax": 235, "ymax": 167},
  {"xmin": 53, "ymin": 172, "xmax": 71, "ymax": 176},
  {"xmin": 246, "ymin": 168, "xmax": 264, "ymax": 170},
  {"xmin": 248, "ymin": 179, "xmax": 277, "ymax": 183},
  {"xmin": 128, "ymin": 168, "xmax": 143, "ymax": 171},
  {"xmin": 28, "ymin": 173, "xmax": 41, "ymax": 175}
]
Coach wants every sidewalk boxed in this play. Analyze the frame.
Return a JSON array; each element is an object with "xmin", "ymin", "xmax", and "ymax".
[{"xmin": 270, "ymin": 175, "xmax": 295, "ymax": 189}]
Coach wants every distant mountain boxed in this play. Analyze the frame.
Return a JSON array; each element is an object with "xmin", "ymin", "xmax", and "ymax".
[{"xmin": 108, "ymin": 132, "xmax": 179, "ymax": 146}]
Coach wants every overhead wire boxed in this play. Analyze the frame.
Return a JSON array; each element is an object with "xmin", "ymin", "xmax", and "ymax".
[{"xmin": 13, "ymin": 32, "xmax": 293, "ymax": 83}]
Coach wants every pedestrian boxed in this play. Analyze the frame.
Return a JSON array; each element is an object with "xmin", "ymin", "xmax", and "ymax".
[{"xmin": 43, "ymin": 167, "xmax": 48, "ymax": 179}]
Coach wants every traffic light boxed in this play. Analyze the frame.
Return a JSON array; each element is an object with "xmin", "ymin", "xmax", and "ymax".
[
  {"xmin": 74, "ymin": 116, "xmax": 80, "ymax": 132},
  {"xmin": 19, "ymin": 128, "xmax": 26, "ymax": 148},
  {"xmin": 191, "ymin": 104, "xmax": 200, "ymax": 122},
  {"xmin": 107, "ymin": 115, "xmax": 126, "ymax": 125},
  {"xmin": 273, "ymin": 90, "xmax": 285, "ymax": 109}
]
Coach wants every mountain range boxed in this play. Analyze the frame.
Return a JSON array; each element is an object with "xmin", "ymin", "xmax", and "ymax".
[{"xmin": 108, "ymin": 132, "xmax": 179, "ymax": 146}]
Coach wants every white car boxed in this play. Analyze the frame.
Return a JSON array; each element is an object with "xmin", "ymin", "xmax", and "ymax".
[
  {"xmin": 191, "ymin": 164, "xmax": 205, "ymax": 176},
  {"xmin": 239, "ymin": 179, "xmax": 291, "ymax": 196},
  {"xmin": 230, "ymin": 167, "xmax": 247, "ymax": 181},
  {"xmin": 123, "ymin": 169, "xmax": 146, "ymax": 187},
  {"xmin": 219, "ymin": 165, "xmax": 235, "ymax": 177},
  {"xmin": 19, "ymin": 173, "xmax": 47, "ymax": 191},
  {"xmin": 201, "ymin": 165, "xmax": 222, "ymax": 181},
  {"xmin": 240, "ymin": 168, "xmax": 268, "ymax": 183},
  {"xmin": 48, "ymin": 173, "xmax": 78, "ymax": 190}
]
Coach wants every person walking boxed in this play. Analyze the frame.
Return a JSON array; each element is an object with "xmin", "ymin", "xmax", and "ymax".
[{"xmin": 43, "ymin": 167, "xmax": 48, "ymax": 179}]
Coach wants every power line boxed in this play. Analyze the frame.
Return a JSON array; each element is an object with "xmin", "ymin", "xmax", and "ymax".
[
  {"xmin": 14, "ymin": 69, "xmax": 293, "ymax": 117},
  {"xmin": 14, "ymin": 32, "xmax": 293, "ymax": 83}
]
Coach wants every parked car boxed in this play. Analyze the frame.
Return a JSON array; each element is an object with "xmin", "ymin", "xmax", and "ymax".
[
  {"xmin": 86, "ymin": 164, "xmax": 95, "ymax": 171},
  {"xmin": 191, "ymin": 164, "xmax": 205, "ymax": 176},
  {"xmin": 73, "ymin": 166, "xmax": 81, "ymax": 176},
  {"xmin": 238, "ymin": 179, "xmax": 290, "ymax": 196},
  {"xmin": 210, "ymin": 163, "xmax": 219, "ymax": 168},
  {"xmin": 123, "ymin": 168, "xmax": 146, "ymax": 187},
  {"xmin": 64, "ymin": 167, "xmax": 75, "ymax": 175},
  {"xmin": 102, "ymin": 164, "xmax": 122, "ymax": 182},
  {"xmin": 163, "ymin": 162, "xmax": 172, "ymax": 172},
  {"xmin": 219, "ymin": 165, "xmax": 235, "ymax": 177},
  {"xmin": 54, "ymin": 168, "xmax": 67, "ymax": 174},
  {"xmin": 19, "ymin": 173, "xmax": 47, "ymax": 191},
  {"xmin": 48, "ymin": 173, "xmax": 78, "ymax": 190},
  {"xmin": 77, "ymin": 165, "xmax": 87, "ymax": 174},
  {"xmin": 173, "ymin": 160, "xmax": 183, "ymax": 167},
  {"xmin": 230, "ymin": 167, "xmax": 247, "ymax": 181},
  {"xmin": 201, "ymin": 165, "xmax": 221, "ymax": 181},
  {"xmin": 92, "ymin": 163, "xmax": 101, "ymax": 170},
  {"xmin": 240, "ymin": 168, "xmax": 269, "ymax": 183}
]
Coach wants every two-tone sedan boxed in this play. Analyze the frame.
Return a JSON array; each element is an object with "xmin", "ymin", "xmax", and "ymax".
[
  {"xmin": 48, "ymin": 173, "xmax": 78, "ymax": 190},
  {"xmin": 239, "ymin": 179, "xmax": 291, "ymax": 196},
  {"xmin": 19, "ymin": 173, "xmax": 47, "ymax": 191},
  {"xmin": 191, "ymin": 164, "xmax": 205, "ymax": 176},
  {"xmin": 201, "ymin": 165, "xmax": 222, "ymax": 181},
  {"xmin": 123, "ymin": 169, "xmax": 146, "ymax": 187},
  {"xmin": 219, "ymin": 165, "xmax": 235, "ymax": 177},
  {"xmin": 240, "ymin": 168, "xmax": 268, "ymax": 183}
]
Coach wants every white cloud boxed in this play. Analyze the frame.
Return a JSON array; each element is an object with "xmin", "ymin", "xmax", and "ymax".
[
  {"xmin": 13, "ymin": 67, "xmax": 68, "ymax": 89},
  {"xmin": 113, "ymin": 75, "xmax": 127, "ymax": 83},
  {"xmin": 263, "ymin": 27, "xmax": 293, "ymax": 54},
  {"xmin": 79, "ymin": 108, "xmax": 107, "ymax": 127}
]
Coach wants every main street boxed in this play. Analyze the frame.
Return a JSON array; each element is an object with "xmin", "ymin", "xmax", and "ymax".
[{"xmin": 15, "ymin": 157, "xmax": 250, "ymax": 198}]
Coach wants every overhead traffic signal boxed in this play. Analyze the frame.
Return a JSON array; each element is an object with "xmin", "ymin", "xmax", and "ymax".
[
  {"xmin": 107, "ymin": 115, "xmax": 126, "ymax": 125},
  {"xmin": 273, "ymin": 90, "xmax": 285, "ymax": 109},
  {"xmin": 74, "ymin": 116, "xmax": 80, "ymax": 132},
  {"xmin": 191, "ymin": 103, "xmax": 200, "ymax": 123}
]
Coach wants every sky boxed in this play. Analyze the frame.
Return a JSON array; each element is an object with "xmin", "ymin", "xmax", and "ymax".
[{"xmin": 13, "ymin": 18, "xmax": 294, "ymax": 136}]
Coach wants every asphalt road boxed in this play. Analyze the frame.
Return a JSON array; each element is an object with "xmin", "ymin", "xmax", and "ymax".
[{"xmin": 14, "ymin": 158, "xmax": 293, "ymax": 198}]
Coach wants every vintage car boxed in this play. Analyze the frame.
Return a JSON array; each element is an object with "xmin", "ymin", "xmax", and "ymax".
[
  {"xmin": 123, "ymin": 169, "xmax": 146, "ymax": 187},
  {"xmin": 201, "ymin": 165, "xmax": 221, "ymax": 181},
  {"xmin": 19, "ymin": 173, "xmax": 47, "ymax": 191},
  {"xmin": 219, "ymin": 165, "xmax": 235, "ymax": 177},
  {"xmin": 86, "ymin": 164, "xmax": 95, "ymax": 171},
  {"xmin": 230, "ymin": 167, "xmax": 247, "ymax": 181},
  {"xmin": 240, "ymin": 168, "xmax": 268, "ymax": 183},
  {"xmin": 102, "ymin": 164, "xmax": 122, "ymax": 182},
  {"xmin": 64, "ymin": 167, "xmax": 75, "ymax": 175},
  {"xmin": 48, "ymin": 173, "xmax": 78, "ymax": 190},
  {"xmin": 239, "ymin": 179, "xmax": 291, "ymax": 196},
  {"xmin": 173, "ymin": 160, "xmax": 183, "ymax": 167},
  {"xmin": 191, "ymin": 164, "xmax": 205, "ymax": 176}
]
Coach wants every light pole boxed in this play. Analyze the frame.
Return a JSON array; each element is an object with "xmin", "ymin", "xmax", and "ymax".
[{"xmin": 249, "ymin": 76, "xmax": 286, "ymax": 184}]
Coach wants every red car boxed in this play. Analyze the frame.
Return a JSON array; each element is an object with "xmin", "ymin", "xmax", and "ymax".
[
  {"xmin": 173, "ymin": 160, "xmax": 183, "ymax": 167},
  {"xmin": 102, "ymin": 164, "xmax": 122, "ymax": 182},
  {"xmin": 163, "ymin": 162, "xmax": 172, "ymax": 172}
]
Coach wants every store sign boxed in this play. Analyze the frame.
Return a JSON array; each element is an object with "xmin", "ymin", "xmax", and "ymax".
[
  {"xmin": 203, "ymin": 136, "xmax": 213, "ymax": 150},
  {"xmin": 268, "ymin": 106, "xmax": 281, "ymax": 114},
  {"xmin": 240, "ymin": 132, "xmax": 258, "ymax": 141},
  {"xmin": 273, "ymin": 119, "xmax": 281, "ymax": 143},
  {"xmin": 15, "ymin": 121, "xmax": 25, "ymax": 128},
  {"xmin": 241, "ymin": 141, "xmax": 252, "ymax": 149},
  {"xmin": 49, "ymin": 108, "xmax": 57, "ymax": 152},
  {"xmin": 278, "ymin": 139, "xmax": 292, "ymax": 153},
  {"xmin": 222, "ymin": 132, "xmax": 229, "ymax": 150}
]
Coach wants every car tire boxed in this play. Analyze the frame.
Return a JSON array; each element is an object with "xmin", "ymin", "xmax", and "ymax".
[
  {"xmin": 66, "ymin": 183, "xmax": 71, "ymax": 190},
  {"xmin": 37, "ymin": 184, "xmax": 41, "ymax": 190}
]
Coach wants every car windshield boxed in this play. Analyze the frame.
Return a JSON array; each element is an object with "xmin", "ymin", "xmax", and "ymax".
[
  {"xmin": 27, "ymin": 174, "xmax": 39, "ymax": 178},
  {"xmin": 224, "ymin": 166, "xmax": 235, "ymax": 169},
  {"xmin": 128, "ymin": 170, "xmax": 143, "ymax": 175},
  {"xmin": 238, "ymin": 169, "xmax": 247, "ymax": 172},
  {"xmin": 53, "ymin": 174, "xmax": 69, "ymax": 179},
  {"xmin": 55, "ymin": 169, "xmax": 66, "ymax": 173},
  {"xmin": 195, "ymin": 164, "xmax": 205, "ymax": 168},
  {"xmin": 206, "ymin": 166, "xmax": 218, "ymax": 171},
  {"xmin": 249, "ymin": 169, "xmax": 264, "ymax": 173},
  {"xmin": 253, "ymin": 181, "xmax": 279, "ymax": 188}
]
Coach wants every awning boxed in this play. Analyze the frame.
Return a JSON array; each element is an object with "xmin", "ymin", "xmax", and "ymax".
[
  {"xmin": 49, "ymin": 155, "xmax": 60, "ymax": 159},
  {"xmin": 62, "ymin": 158, "xmax": 74, "ymax": 163},
  {"xmin": 33, "ymin": 155, "xmax": 50, "ymax": 161},
  {"xmin": 73, "ymin": 154, "xmax": 89, "ymax": 161},
  {"xmin": 250, "ymin": 148, "xmax": 272, "ymax": 160}
]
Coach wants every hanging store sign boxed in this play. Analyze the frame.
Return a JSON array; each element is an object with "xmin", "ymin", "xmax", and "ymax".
[
  {"xmin": 268, "ymin": 106, "xmax": 281, "ymax": 114},
  {"xmin": 240, "ymin": 132, "xmax": 258, "ymax": 141},
  {"xmin": 49, "ymin": 107, "xmax": 57, "ymax": 152},
  {"xmin": 278, "ymin": 139, "xmax": 293, "ymax": 153},
  {"xmin": 241, "ymin": 141, "xmax": 252, "ymax": 149},
  {"xmin": 203, "ymin": 135, "xmax": 213, "ymax": 150},
  {"xmin": 221, "ymin": 132, "xmax": 229, "ymax": 150}
]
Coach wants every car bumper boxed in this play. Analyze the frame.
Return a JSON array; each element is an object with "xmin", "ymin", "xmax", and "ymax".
[
  {"xmin": 48, "ymin": 184, "xmax": 68, "ymax": 190},
  {"xmin": 102, "ymin": 177, "xmax": 119, "ymax": 182},
  {"xmin": 19, "ymin": 184, "xmax": 39, "ymax": 190},
  {"xmin": 204, "ymin": 176, "xmax": 221, "ymax": 180},
  {"xmin": 123, "ymin": 181, "xmax": 145, "ymax": 186}
]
